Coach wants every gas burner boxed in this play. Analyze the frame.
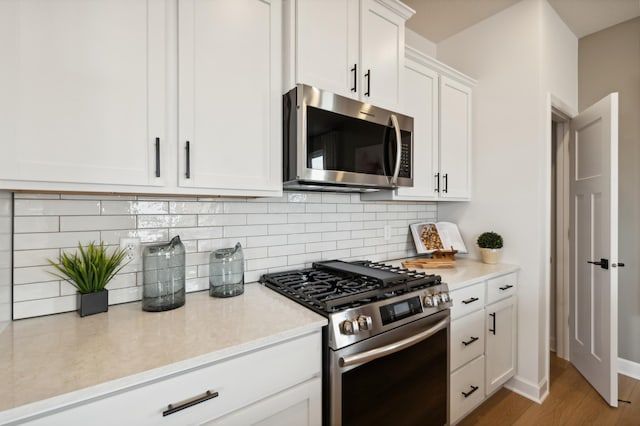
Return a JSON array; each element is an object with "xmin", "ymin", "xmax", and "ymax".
[{"xmin": 260, "ymin": 260, "xmax": 442, "ymax": 315}]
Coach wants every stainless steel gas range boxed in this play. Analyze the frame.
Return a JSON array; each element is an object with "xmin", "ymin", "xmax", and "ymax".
[{"xmin": 260, "ymin": 260, "xmax": 451, "ymax": 425}]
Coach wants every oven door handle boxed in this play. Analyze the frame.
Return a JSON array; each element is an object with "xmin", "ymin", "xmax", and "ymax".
[{"xmin": 339, "ymin": 318, "xmax": 449, "ymax": 368}]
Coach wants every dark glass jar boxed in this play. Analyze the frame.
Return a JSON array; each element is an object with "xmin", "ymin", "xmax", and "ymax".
[{"xmin": 209, "ymin": 242, "xmax": 244, "ymax": 298}]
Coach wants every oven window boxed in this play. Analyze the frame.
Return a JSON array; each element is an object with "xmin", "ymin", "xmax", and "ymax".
[{"xmin": 341, "ymin": 327, "xmax": 447, "ymax": 425}]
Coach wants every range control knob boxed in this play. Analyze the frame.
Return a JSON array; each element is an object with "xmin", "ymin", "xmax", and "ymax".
[
  {"xmin": 440, "ymin": 292, "xmax": 451, "ymax": 303},
  {"xmin": 340, "ymin": 319, "xmax": 360, "ymax": 335},
  {"xmin": 357, "ymin": 315, "xmax": 373, "ymax": 331},
  {"xmin": 424, "ymin": 294, "xmax": 439, "ymax": 308}
]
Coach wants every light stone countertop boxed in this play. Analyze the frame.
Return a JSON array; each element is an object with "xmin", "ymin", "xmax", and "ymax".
[
  {"xmin": 387, "ymin": 257, "xmax": 520, "ymax": 290},
  {"xmin": 0, "ymin": 283, "xmax": 326, "ymax": 421}
]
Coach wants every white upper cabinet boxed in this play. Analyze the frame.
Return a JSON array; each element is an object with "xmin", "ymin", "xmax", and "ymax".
[
  {"xmin": 0, "ymin": 0, "xmax": 282, "ymax": 197},
  {"xmin": 177, "ymin": 0, "xmax": 282, "ymax": 196},
  {"xmin": 362, "ymin": 47, "xmax": 474, "ymax": 202},
  {"xmin": 287, "ymin": 0, "xmax": 414, "ymax": 111},
  {"xmin": 0, "ymin": 0, "xmax": 168, "ymax": 189},
  {"xmin": 439, "ymin": 75, "xmax": 472, "ymax": 200}
]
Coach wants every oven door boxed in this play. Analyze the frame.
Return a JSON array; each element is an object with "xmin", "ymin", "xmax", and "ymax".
[{"xmin": 328, "ymin": 310, "xmax": 449, "ymax": 426}]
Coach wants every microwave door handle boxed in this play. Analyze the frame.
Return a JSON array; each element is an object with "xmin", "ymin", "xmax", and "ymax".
[
  {"xmin": 390, "ymin": 114, "xmax": 402, "ymax": 186},
  {"xmin": 338, "ymin": 317, "xmax": 448, "ymax": 368}
]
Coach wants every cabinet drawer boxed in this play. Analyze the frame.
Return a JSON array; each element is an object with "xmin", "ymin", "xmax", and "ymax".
[
  {"xmin": 450, "ymin": 355, "xmax": 485, "ymax": 425},
  {"xmin": 450, "ymin": 309, "xmax": 485, "ymax": 372},
  {"xmin": 486, "ymin": 272, "xmax": 517, "ymax": 304},
  {"xmin": 450, "ymin": 281, "xmax": 485, "ymax": 319},
  {"xmin": 20, "ymin": 332, "xmax": 321, "ymax": 426}
]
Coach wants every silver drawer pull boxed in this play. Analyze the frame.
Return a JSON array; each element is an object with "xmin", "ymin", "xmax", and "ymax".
[
  {"xmin": 163, "ymin": 390, "xmax": 219, "ymax": 417},
  {"xmin": 462, "ymin": 336, "xmax": 479, "ymax": 346},
  {"xmin": 499, "ymin": 284, "xmax": 514, "ymax": 291},
  {"xmin": 462, "ymin": 385, "xmax": 479, "ymax": 398}
]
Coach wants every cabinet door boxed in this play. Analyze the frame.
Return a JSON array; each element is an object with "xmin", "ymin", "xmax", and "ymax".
[
  {"xmin": 360, "ymin": 0, "xmax": 405, "ymax": 110},
  {"xmin": 439, "ymin": 76, "xmax": 472, "ymax": 200},
  {"xmin": 0, "ymin": 0, "xmax": 167, "ymax": 188},
  {"xmin": 485, "ymin": 297, "xmax": 517, "ymax": 395},
  {"xmin": 295, "ymin": 0, "xmax": 358, "ymax": 99},
  {"xmin": 178, "ymin": 0, "xmax": 282, "ymax": 196},
  {"xmin": 204, "ymin": 377, "xmax": 321, "ymax": 426},
  {"xmin": 395, "ymin": 58, "xmax": 438, "ymax": 200}
]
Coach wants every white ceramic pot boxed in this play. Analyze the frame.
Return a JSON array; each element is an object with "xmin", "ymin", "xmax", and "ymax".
[{"xmin": 480, "ymin": 248, "xmax": 502, "ymax": 264}]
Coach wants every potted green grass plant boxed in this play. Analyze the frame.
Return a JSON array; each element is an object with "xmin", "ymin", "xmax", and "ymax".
[
  {"xmin": 49, "ymin": 242, "xmax": 129, "ymax": 317},
  {"xmin": 477, "ymin": 231, "xmax": 503, "ymax": 264}
]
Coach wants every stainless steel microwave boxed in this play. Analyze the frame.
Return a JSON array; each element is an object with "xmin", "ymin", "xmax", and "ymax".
[{"xmin": 283, "ymin": 84, "xmax": 413, "ymax": 192}]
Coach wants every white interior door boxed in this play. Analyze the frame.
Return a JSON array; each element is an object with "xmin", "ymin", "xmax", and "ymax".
[{"xmin": 569, "ymin": 93, "xmax": 619, "ymax": 407}]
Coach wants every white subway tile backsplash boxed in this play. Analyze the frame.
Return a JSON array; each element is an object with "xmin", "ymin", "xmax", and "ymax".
[
  {"xmin": 198, "ymin": 214, "xmax": 246, "ymax": 227},
  {"xmin": 305, "ymin": 222, "xmax": 337, "ymax": 233},
  {"xmin": 14, "ymin": 248, "xmax": 59, "ymax": 268},
  {"xmin": 287, "ymin": 213, "xmax": 322, "ymax": 224},
  {"xmin": 13, "ymin": 282, "xmax": 59, "ymax": 301},
  {"xmin": 321, "ymin": 213, "xmax": 351, "ymax": 223},
  {"xmin": 102, "ymin": 201, "xmax": 168, "ymax": 215},
  {"xmin": 287, "ymin": 232, "xmax": 322, "ymax": 245},
  {"xmin": 269, "ymin": 223, "xmax": 305, "ymax": 235},
  {"xmin": 223, "ymin": 202, "xmax": 268, "ymax": 214},
  {"xmin": 170, "ymin": 201, "xmax": 222, "ymax": 215},
  {"xmin": 246, "ymin": 214, "xmax": 287, "ymax": 225},
  {"xmin": 15, "ymin": 199, "xmax": 100, "ymax": 216},
  {"xmin": 14, "ymin": 216, "xmax": 59, "ymax": 233},
  {"xmin": 60, "ymin": 215, "xmax": 136, "ymax": 232},
  {"xmin": 139, "ymin": 215, "xmax": 197, "ymax": 229},
  {"xmin": 13, "ymin": 295, "xmax": 76, "ymax": 319},
  {"xmin": 12, "ymin": 193, "xmax": 437, "ymax": 318},
  {"xmin": 15, "ymin": 231, "xmax": 101, "ymax": 250}
]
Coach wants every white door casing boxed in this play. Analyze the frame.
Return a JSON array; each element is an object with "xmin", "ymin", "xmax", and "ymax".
[{"xmin": 569, "ymin": 93, "xmax": 619, "ymax": 407}]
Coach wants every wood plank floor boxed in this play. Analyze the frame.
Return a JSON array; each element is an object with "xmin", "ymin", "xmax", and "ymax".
[{"xmin": 458, "ymin": 353, "xmax": 640, "ymax": 425}]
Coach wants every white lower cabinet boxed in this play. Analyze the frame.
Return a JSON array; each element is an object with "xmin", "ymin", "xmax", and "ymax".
[
  {"xmin": 17, "ymin": 331, "xmax": 321, "ymax": 426},
  {"xmin": 485, "ymin": 297, "xmax": 517, "ymax": 395},
  {"xmin": 449, "ymin": 271, "xmax": 518, "ymax": 425},
  {"xmin": 450, "ymin": 355, "xmax": 484, "ymax": 423}
]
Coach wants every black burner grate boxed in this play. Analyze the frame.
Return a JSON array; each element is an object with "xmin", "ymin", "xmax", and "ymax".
[{"xmin": 260, "ymin": 260, "xmax": 441, "ymax": 315}]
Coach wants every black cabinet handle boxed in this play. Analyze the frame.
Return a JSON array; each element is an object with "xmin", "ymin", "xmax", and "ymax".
[
  {"xmin": 462, "ymin": 336, "xmax": 479, "ymax": 346},
  {"xmin": 462, "ymin": 385, "xmax": 479, "ymax": 398},
  {"xmin": 499, "ymin": 284, "xmax": 514, "ymax": 291},
  {"xmin": 163, "ymin": 390, "xmax": 219, "ymax": 417},
  {"xmin": 443, "ymin": 173, "xmax": 448, "ymax": 193},
  {"xmin": 462, "ymin": 297, "xmax": 479, "ymax": 305},
  {"xmin": 435, "ymin": 173, "xmax": 440, "ymax": 193},
  {"xmin": 185, "ymin": 141, "xmax": 191, "ymax": 179},
  {"xmin": 155, "ymin": 137, "xmax": 161, "ymax": 178},
  {"xmin": 351, "ymin": 64, "xmax": 357, "ymax": 92},
  {"xmin": 613, "ymin": 262, "xmax": 625, "ymax": 267},
  {"xmin": 364, "ymin": 69, "xmax": 370, "ymax": 96},
  {"xmin": 489, "ymin": 312, "xmax": 496, "ymax": 335},
  {"xmin": 587, "ymin": 258, "xmax": 609, "ymax": 270}
]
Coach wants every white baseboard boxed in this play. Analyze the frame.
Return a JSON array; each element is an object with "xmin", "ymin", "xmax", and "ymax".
[
  {"xmin": 504, "ymin": 375, "xmax": 548, "ymax": 404},
  {"xmin": 619, "ymin": 357, "xmax": 640, "ymax": 380}
]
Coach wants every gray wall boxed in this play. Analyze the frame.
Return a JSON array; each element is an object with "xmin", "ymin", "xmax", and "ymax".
[
  {"xmin": 579, "ymin": 17, "xmax": 640, "ymax": 363},
  {"xmin": 0, "ymin": 192, "xmax": 11, "ymax": 330}
]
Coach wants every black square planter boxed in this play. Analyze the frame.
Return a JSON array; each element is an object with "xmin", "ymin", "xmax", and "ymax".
[{"xmin": 77, "ymin": 289, "xmax": 109, "ymax": 317}]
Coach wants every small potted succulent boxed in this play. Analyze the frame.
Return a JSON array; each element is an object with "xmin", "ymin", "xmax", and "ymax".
[
  {"xmin": 49, "ymin": 242, "xmax": 129, "ymax": 317},
  {"xmin": 477, "ymin": 231, "xmax": 503, "ymax": 264}
]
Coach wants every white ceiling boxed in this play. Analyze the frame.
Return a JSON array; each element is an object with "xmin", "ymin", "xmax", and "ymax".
[{"xmin": 404, "ymin": 0, "xmax": 640, "ymax": 42}]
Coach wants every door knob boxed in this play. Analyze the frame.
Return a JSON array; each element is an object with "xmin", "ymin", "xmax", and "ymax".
[{"xmin": 587, "ymin": 258, "xmax": 609, "ymax": 270}]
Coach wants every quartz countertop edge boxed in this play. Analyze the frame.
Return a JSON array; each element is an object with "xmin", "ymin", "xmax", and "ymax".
[{"xmin": 0, "ymin": 284, "xmax": 327, "ymax": 423}]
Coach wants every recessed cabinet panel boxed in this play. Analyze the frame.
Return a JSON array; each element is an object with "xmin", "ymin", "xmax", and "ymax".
[
  {"xmin": 295, "ymin": 0, "xmax": 357, "ymax": 99},
  {"xmin": 0, "ymin": 0, "xmax": 167, "ymax": 187},
  {"xmin": 360, "ymin": 0, "xmax": 404, "ymax": 110},
  {"xmin": 178, "ymin": 0, "xmax": 281, "ymax": 194},
  {"xmin": 439, "ymin": 76, "xmax": 472, "ymax": 199},
  {"xmin": 486, "ymin": 297, "xmax": 517, "ymax": 395}
]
